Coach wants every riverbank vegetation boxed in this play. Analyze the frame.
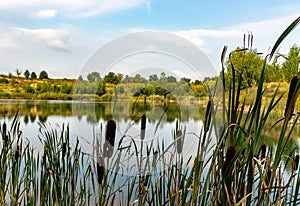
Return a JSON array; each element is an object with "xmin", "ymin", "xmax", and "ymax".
[
  {"xmin": 0, "ymin": 16, "xmax": 300, "ymax": 205},
  {"xmin": 1, "ymin": 40, "xmax": 300, "ymax": 105}
]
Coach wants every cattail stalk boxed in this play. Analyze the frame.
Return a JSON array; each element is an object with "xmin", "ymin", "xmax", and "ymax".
[{"xmin": 152, "ymin": 150, "xmax": 158, "ymax": 168}]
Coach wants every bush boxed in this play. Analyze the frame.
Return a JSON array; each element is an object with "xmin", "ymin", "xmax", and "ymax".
[
  {"xmin": 39, "ymin": 70, "xmax": 49, "ymax": 79},
  {"xmin": 23, "ymin": 85, "xmax": 35, "ymax": 94},
  {"xmin": 0, "ymin": 78, "xmax": 9, "ymax": 84}
]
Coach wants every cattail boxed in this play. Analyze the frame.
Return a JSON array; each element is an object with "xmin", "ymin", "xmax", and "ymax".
[
  {"xmin": 140, "ymin": 113, "xmax": 146, "ymax": 140},
  {"xmin": 204, "ymin": 100, "xmax": 212, "ymax": 133},
  {"xmin": 103, "ymin": 119, "xmax": 116, "ymax": 158},
  {"xmin": 62, "ymin": 142, "xmax": 67, "ymax": 158},
  {"xmin": 42, "ymin": 154, "xmax": 46, "ymax": 165},
  {"xmin": 2, "ymin": 122, "xmax": 7, "ymax": 145},
  {"xmin": 266, "ymin": 169, "xmax": 272, "ymax": 186},
  {"xmin": 292, "ymin": 154, "xmax": 299, "ymax": 171},
  {"xmin": 144, "ymin": 172, "xmax": 151, "ymax": 186},
  {"xmin": 222, "ymin": 145, "xmax": 235, "ymax": 175},
  {"xmin": 105, "ymin": 119, "xmax": 116, "ymax": 146},
  {"xmin": 261, "ymin": 144, "xmax": 266, "ymax": 161},
  {"xmin": 285, "ymin": 76, "xmax": 300, "ymax": 121},
  {"xmin": 96, "ymin": 156, "xmax": 105, "ymax": 184},
  {"xmin": 15, "ymin": 145, "xmax": 20, "ymax": 162},
  {"xmin": 176, "ymin": 129, "xmax": 183, "ymax": 154}
]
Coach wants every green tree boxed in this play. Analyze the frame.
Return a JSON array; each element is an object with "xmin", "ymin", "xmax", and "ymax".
[
  {"xmin": 78, "ymin": 75, "xmax": 83, "ymax": 81},
  {"xmin": 30, "ymin": 72, "xmax": 37, "ymax": 80},
  {"xmin": 96, "ymin": 80, "xmax": 106, "ymax": 96},
  {"xmin": 87, "ymin": 71, "xmax": 100, "ymax": 82},
  {"xmin": 167, "ymin": 76, "xmax": 177, "ymax": 82},
  {"xmin": 133, "ymin": 74, "xmax": 147, "ymax": 83},
  {"xmin": 265, "ymin": 55, "xmax": 283, "ymax": 82},
  {"xmin": 180, "ymin": 77, "xmax": 191, "ymax": 84},
  {"xmin": 281, "ymin": 45, "xmax": 300, "ymax": 82},
  {"xmin": 226, "ymin": 48, "xmax": 264, "ymax": 88},
  {"xmin": 16, "ymin": 68, "xmax": 21, "ymax": 77},
  {"xmin": 149, "ymin": 74, "xmax": 158, "ymax": 81},
  {"xmin": 194, "ymin": 79, "xmax": 201, "ymax": 85},
  {"xmin": 104, "ymin": 72, "xmax": 120, "ymax": 84},
  {"xmin": 39, "ymin": 70, "xmax": 49, "ymax": 79},
  {"xmin": 24, "ymin": 69, "xmax": 30, "ymax": 79}
]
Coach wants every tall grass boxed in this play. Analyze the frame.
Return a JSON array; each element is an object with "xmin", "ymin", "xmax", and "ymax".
[{"xmin": 0, "ymin": 16, "xmax": 299, "ymax": 205}]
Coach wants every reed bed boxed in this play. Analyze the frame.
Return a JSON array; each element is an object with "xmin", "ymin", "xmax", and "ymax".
[{"xmin": 0, "ymin": 16, "xmax": 300, "ymax": 205}]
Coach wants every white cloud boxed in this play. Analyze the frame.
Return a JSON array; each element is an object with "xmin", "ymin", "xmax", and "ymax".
[
  {"xmin": 34, "ymin": 9, "xmax": 57, "ymax": 18},
  {"xmin": 0, "ymin": 24, "xmax": 96, "ymax": 78},
  {"xmin": 0, "ymin": 0, "xmax": 150, "ymax": 17},
  {"xmin": 231, "ymin": 14, "xmax": 300, "ymax": 54},
  {"xmin": 171, "ymin": 14, "xmax": 300, "ymax": 71},
  {"xmin": 0, "ymin": 14, "xmax": 299, "ymax": 79},
  {"xmin": 17, "ymin": 28, "xmax": 69, "ymax": 50}
]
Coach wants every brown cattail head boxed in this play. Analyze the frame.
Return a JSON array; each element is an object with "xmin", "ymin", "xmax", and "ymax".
[
  {"xmin": 96, "ymin": 156, "xmax": 105, "ymax": 184},
  {"xmin": 222, "ymin": 145, "xmax": 236, "ymax": 175},
  {"xmin": 105, "ymin": 119, "xmax": 116, "ymax": 147},
  {"xmin": 261, "ymin": 144, "xmax": 267, "ymax": 161},
  {"xmin": 42, "ymin": 154, "xmax": 46, "ymax": 165},
  {"xmin": 225, "ymin": 145, "xmax": 235, "ymax": 163},
  {"xmin": 285, "ymin": 76, "xmax": 300, "ymax": 121},
  {"xmin": 292, "ymin": 154, "xmax": 299, "ymax": 171},
  {"xmin": 176, "ymin": 129, "xmax": 183, "ymax": 154},
  {"xmin": 15, "ymin": 145, "xmax": 20, "ymax": 162},
  {"xmin": 204, "ymin": 100, "xmax": 212, "ymax": 133},
  {"xmin": 140, "ymin": 113, "xmax": 146, "ymax": 140},
  {"xmin": 2, "ymin": 122, "xmax": 7, "ymax": 145},
  {"xmin": 266, "ymin": 169, "xmax": 272, "ymax": 186},
  {"xmin": 62, "ymin": 142, "xmax": 67, "ymax": 158},
  {"xmin": 103, "ymin": 141, "xmax": 113, "ymax": 158}
]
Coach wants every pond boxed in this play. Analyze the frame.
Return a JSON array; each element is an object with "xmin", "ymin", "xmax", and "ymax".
[
  {"xmin": 0, "ymin": 99, "xmax": 207, "ymax": 170},
  {"xmin": 0, "ymin": 99, "xmax": 299, "ymax": 173}
]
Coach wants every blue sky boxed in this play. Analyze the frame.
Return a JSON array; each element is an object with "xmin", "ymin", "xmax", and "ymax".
[{"xmin": 0, "ymin": 0, "xmax": 299, "ymax": 78}]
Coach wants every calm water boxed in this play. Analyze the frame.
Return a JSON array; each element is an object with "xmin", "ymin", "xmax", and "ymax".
[
  {"xmin": 0, "ymin": 99, "xmax": 207, "ymax": 161},
  {"xmin": 0, "ymin": 99, "xmax": 299, "ymax": 165}
]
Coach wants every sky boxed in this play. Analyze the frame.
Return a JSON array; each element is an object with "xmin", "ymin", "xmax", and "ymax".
[{"xmin": 0, "ymin": 0, "xmax": 300, "ymax": 79}]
